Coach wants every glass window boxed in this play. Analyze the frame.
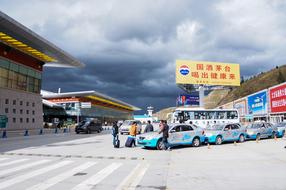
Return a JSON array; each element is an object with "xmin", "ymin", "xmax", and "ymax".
[
  {"xmin": 26, "ymin": 102, "xmax": 29, "ymax": 106},
  {"xmin": 20, "ymin": 118, "xmax": 23, "ymax": 123},
  {"xmin": 181, "ymin": 125, "xmax": 193, "ymax": 131},
  {"xmin": 26, "ymin": 110, "xmax": 29, "ymax": 114},
  {"xmin": 5, "ymin": 99, "xmax": 9, "ymax": 104},
  {"xmin": 26, "ymin": 118, "xmax": 29, "ymax": 123},
  {"xmin": 13, "ymin": 100, "xmax": 16, "ymax": 105},
  {"xmin": 231, "ymin": 124, "xmax": 239, "ymax": 130},
  {"xmin": 206, "ymin": 111, "xmax": 216, "ymax": 119},
  {"xmin": 0, "ymin": 59, "xmax": 10, "ymax": 69},
  {"xmin": 5, "ymin": 108, "xmax": 8, "ymax": 113},
  {"xmin": 217, "ymin": 111, "xmax": 226, "ymax": 119},
  {"xmin": 32, "ymin": 102, "xmax": 35, "ymax": 107},
  {"xmin": 13, "ymin": 109, "xmax": 16, "ymax": 114},
  {"xmin": 227, "ymin": 111, "xmax": 238, "ymax": 119},
  {"xmin": 20, "ymin": 101, "xmax": 23, "ymax": 106},
  {"xmin": 20, "ymin": 109, "xmax": 23, "ymax": 114},
  {"xmin": 32, "ymin": 110, "xmax": 35, "ymax": 115},
  {"xmin": 32, "ymin": 118, "xmax": 35, "ymax": 123},
  {"xmin": 0, "ymin": 67, "xmax": 8, "ymax": 78},
  {"xmin": 10, "ymin": 63, "xmax": 19, "ymax": 72},
  {"xmin": 13, "ymin": 118, "xmax": 16, "ymax": 123}
]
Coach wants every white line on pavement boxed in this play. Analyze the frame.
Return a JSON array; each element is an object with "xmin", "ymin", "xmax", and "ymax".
[
  {"xmin": 0, "ymin": 159, "xmax": 50, "ymax": 177},
  {"xmin": 26, "ymin": 162, "xmax": 97, "ymax": 190},
  {"xmin": 116, "ymin": 162, "xmax": 150, "ymax": 190},
  {"xmin": 71, "ymin": 162, "xmax": 122, "ymax": 190},
  {"xmin": 0, "ymin": 158, "xmax": 28, "ymax": 167},
  {"xmin": 0, "ymin": 160, "xmax": 73, "ymax": 190},
  {"xmin": 0, "ymin": 158, "xmax": 9, "ymax": 162}
]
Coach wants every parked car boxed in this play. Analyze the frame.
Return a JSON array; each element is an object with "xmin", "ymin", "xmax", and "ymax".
[
  {"xmin": 273, "ymin": 122, "xmax": 286, "ymax": 138},
  {"xmin": 246, "ymin": 122, "xmax": 278, "ymax": 140},
  {"xmin": 137, "ymin": 123, "xmax": 205, "ymax": 150},
  {"xmin": 75, "ymin": 118, "xmax": 103, "ymax": 134},
  {"xmin": 119, "ymin": 120, "xmax": 142, "ymax": 135},
  {"xmin": 205, "ymin": 123, "xmax": 246, "ymax": 145}
]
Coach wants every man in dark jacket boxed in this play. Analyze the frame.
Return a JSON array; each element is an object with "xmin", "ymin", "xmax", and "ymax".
[
  {"xmin": 112, "ymin": 121, "xmax": 119, "ymax": 146},
  {"xmin": 144, "ymin": 120, "xmax": 154, "ymax": 133},
  {"xmin": 159, "ymin": 120, "xmax": 170, "ymax": 150}
]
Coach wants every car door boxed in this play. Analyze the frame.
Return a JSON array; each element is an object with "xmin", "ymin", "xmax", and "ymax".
[
  {"xmin": 265, "ymin": 123, "xmax": 273, "ymax": 136},
  {"xmin": 89, "ymin": 121, "xmax": 95, "ymax": 131},
  {"xmin": 168, "ymin": 125, "xmax": 183, "ymax": 145},
  {"xmin": 260, "ymin": 123, "xmax": 268, "ymax": 138},
  {"xmin": 180, "ymin": 125, "xmax": 195, "ymax": 144},
  {"xmin": 230, "ymin": 124, "xmax": 240, "ymax": 140},
  {"xmin": 222, "ymin": 124, "xmax": 233, "ymax": 141}
]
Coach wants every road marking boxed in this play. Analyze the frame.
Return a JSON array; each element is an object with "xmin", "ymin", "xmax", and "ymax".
[
  {"xmin": 0, "ymin": 158, "xmax": 9, "ymax": 162},
  {"xmin": 0, "ymin": 159, "xmax": 28, "ymax": 167},
  {"xmin": 0, "ymin": 159, "xmax": 50, "ymax": 177},
  {"xmin": 115, "ymin": 162, "xmax": 150, "ymax": 190},
  {"xmin": 26, "ymin": 162, "xmax": 97, "ymax": 190},
  {"xmin": 0, "ymin": 160, "xmax": 73, "ymax": 190},
  {"xmin": 71, "ymin": 162, "xmax": 122, "ymax": 190}
]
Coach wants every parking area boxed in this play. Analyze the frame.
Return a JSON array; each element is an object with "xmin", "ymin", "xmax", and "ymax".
[{"xmin": 1, "ymin": 131, "xmax": 286, "ymax": 189}]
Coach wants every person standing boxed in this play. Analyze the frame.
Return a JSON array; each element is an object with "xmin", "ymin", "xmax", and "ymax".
[
  {"xmin": 129, "ymin": 121, "xmax": 137, "ymax": 147},
  {"xmin": 112, "ymin": 121, "xmax": 119, "ymax": 147},
  {"xmin": 159, "ymin": 120, "xmax": 170, "ymax": 150},
  {"xmin": 144, "ymin": 120, "xmax": 154, "ymax": 133}
]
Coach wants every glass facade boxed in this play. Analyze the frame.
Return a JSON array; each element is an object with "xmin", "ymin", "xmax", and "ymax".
[{"xmin": 0, "ymin": 57, "xmax": 41, "ymax": 93}]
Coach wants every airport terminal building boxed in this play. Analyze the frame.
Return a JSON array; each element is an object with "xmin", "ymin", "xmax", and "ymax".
[
  {"xmin": 42, "ymin": 90, "xmax": 140, "ymax": 124},
  {"xmin": 0, "ymin": 11, "xmax": 84, "ymax": 131}
]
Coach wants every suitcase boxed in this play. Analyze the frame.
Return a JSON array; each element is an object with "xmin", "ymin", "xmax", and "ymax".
[
  {"xmin": 125, "ymin": 136, "xmax": 134, "ymax": 147},
  {"xmin": 114, "ymin": 139, "xmax": 120, "ymax": 148}
]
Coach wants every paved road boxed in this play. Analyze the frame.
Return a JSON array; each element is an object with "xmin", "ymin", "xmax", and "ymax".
[{"xmin": 0, "ymin": 131, "xmax": 286, "ymax": 190}]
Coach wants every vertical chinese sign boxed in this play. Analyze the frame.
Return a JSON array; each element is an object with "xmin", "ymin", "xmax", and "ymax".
[
  {"xmin": 176, "ymin": 60, "xmax": 240, "ymax": 86},
  {"xmin": 269, "ymin": 82, "xmax": 286, "ymax": 113}
]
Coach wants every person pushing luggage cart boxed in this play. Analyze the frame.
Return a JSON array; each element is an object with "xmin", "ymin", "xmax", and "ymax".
[{"xmin": 125, "ymin": 121, "xmax": 137, "ymax": 147}]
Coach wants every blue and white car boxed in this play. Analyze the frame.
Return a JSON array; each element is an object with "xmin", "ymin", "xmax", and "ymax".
[
  {"xmin": 137, "ymin": 123, "xmax": 205, "ymax": 150},
  {"xmin": 205, "ymin": 123, "xmax": 246, "ymax": 145},
  {"xmin": 246, "ymin": 122, "xmax": 278, "ymax": 140},
  {"xmin": 273, "ymin": 122, "xmax": 286, "ymax": 138}
]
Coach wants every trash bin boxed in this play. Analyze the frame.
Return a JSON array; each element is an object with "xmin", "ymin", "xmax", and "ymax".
[{"xmin": 0, "ymin": 115, "xmax": 8, "ymax": 129}]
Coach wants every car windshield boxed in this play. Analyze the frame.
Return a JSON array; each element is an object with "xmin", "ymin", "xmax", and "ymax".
[
  {"xmin": 248, "ymin": 123, "xmax": 262, "ymax": 129},
  {"xmin": 122, "ymin": 120, "xmax": 133, "ymax": 125},
  {"xmin": 274, "ymin": 123, "xmax": 286, "ymax": 127},
  {"xmin": 206, "ymin": 124, "xmax": 224, "ymax": 130}
]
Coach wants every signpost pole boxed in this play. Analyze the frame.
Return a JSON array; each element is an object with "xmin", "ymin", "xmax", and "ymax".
[{"xmin": 199, "ymin": 85, "xmax": 204, "ymax": 108}]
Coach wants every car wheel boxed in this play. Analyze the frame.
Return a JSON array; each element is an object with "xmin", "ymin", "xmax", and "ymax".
[
  {"xmin": 76, "ymin": 131, "xmax": 79, "ymax": 134},
  {"xmin": 238, "ymin": 134, "xmax": 245, "ymax": 143},
  {"xmin": 215, "ymin": 136, "xmax": 223, "ymax": 145},
  {"xmin": 86, "ymin": 129, "xmax": 91, "ymax": 134},
  {"xmin": 256, "ymin": 133, "xmax": 261, "ymax": 140},
  {"xmin": 192, "ymin": 137, "xmax": 200, "ymax": 147},
  {"xmin": 156, "ymin": 139, "xmax": 165, "ymax": 150},
  {"xmin": 120, "ymin": 132, "xmax": 123, "ymax": 135},
  {"xmin": 271, "ymin": 132, "xmax": 276, "ymax": 139}
]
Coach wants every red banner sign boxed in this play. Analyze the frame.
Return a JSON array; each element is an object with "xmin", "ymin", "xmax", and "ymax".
[{"xmin": 270, "ymin": 83, "xmax": 286, "ymax": 113}]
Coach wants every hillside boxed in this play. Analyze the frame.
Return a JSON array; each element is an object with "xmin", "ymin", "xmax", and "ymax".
[
  {"xmin": 153, "ymin": 107, "xmax": 176, "ymax": 121},
  {"xmin": 217, "ymin": 65, "xmax": 286, "ymax": 106}
]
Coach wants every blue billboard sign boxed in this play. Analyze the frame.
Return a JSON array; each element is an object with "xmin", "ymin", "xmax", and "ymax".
[
  {"xmin": 247, "ymin": 90, "xmax": 268, "ymax": 115},
  {"xmin": 177, "ymin": 94, "xmax": 199, "ymax": 106}
]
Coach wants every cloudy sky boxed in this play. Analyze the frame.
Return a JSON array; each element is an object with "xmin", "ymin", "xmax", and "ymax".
[{"xmin": 1, "ymin": 0, "xmax": 286, "ymax": 113}]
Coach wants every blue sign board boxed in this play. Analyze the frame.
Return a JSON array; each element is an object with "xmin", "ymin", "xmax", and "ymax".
[
  {"xmin": 247, "ymin": 90, "xmax": 268, "ymax": 115},
  {"xmin": 177, "ymin": 93, "xmax": 199, "ymax": 106}
]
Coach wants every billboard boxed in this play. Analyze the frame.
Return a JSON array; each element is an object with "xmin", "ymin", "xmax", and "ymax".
[
  {"xmin": 247, "ymin": 90, "xmax": 268, "ymax": 115},
  {"xmin": 234, "ymin": 98, "xmax": 247, "ymax": 116},
  {"xmin": 176, "ymin": 94, "xmax": 199, "ymax": 106},
  {"xmin": 269, "ymin": 82, "xmax": 286, "ymax": 113},
  {"xmin": 176, "ymin": 60, "xmax": 240, "ymax": 86}
]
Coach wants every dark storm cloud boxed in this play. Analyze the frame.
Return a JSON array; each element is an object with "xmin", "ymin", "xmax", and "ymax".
[{"xmin": 2, "ymin": 0, "xmax": 286, "ymax": 112}]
